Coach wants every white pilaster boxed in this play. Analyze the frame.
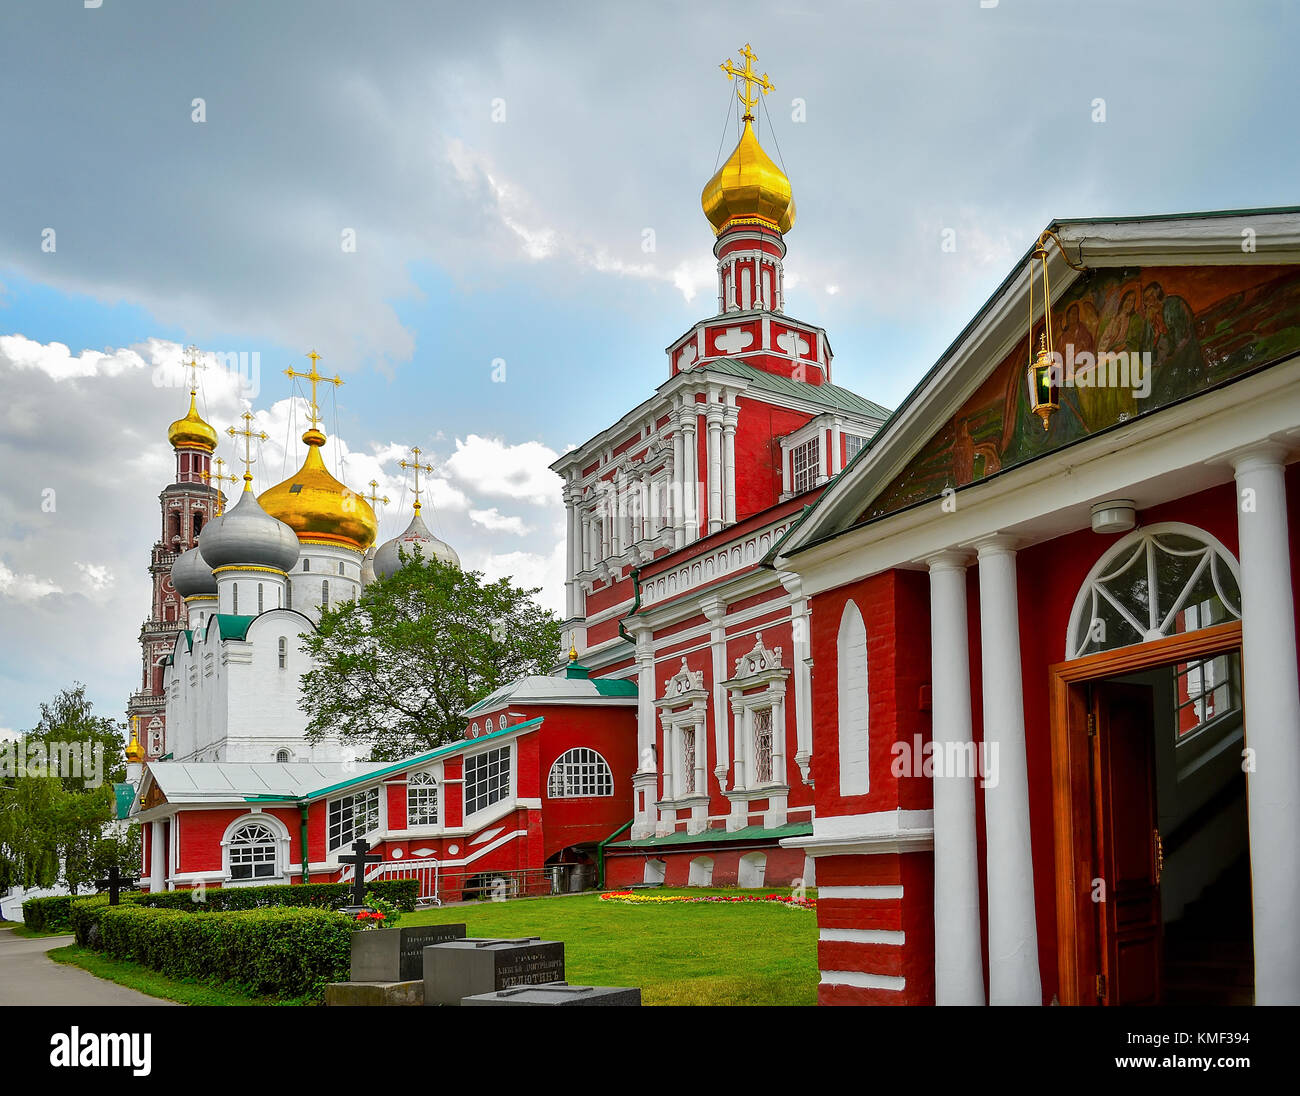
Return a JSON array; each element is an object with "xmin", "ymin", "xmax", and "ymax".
[
  {"xmin": 1232, "ymin": 443, "xmax": 1300, "ymax": 1005},
  {"xmin": 704, "ymin": 598, "xmax": 728, "ymax": 789},
  {"xmin": 150, "ymin": 819, "xmax": 166, "ymax": 892},
  {"xmin": 723, "ymin": 405, "xmax": 738, "ymax": 526},
  {"xmin": 707, "ymin": 409, "xmax": 724, "ymax": 534},
  {"xmin": 680, "ymin": 408, "xmax": 699, "ymax": 543},
  {"xmin": 631, "ymin": 627, "xmax": 658, "ymax": 840},
  {"xmin": 927, "ymin": 550, "xmax": 986, "ymax": 1006},
  {"xmin": 974, "ymin": 535, "xmax": 1041, "ymax": 1005},
  {"xmin": 672, "ymin": 427, "xmax": 686, "ymax": 548}
]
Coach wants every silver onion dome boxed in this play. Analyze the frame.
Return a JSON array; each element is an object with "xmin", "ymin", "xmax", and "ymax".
[
  {"xmin": 198, "ymin": 484, "xmax": 300, "ymax": 573},
  {"xmin": 171, "ymin": 545, "xmax": 217, "ymax": 598},
  {"xmin": 373, "ymin": 510, "xmax": 459, "ymax": 580}
]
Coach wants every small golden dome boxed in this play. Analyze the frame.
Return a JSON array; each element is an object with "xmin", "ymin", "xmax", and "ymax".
[
  {"xmin": 258, "ymin": 428, "xmax": 378, "ymax": 552},
  {"xmin": 167, "ymin": 391, "xmax": 218, "ymax": 452},
  {"xmin": 125, "ymin": 720, "xmax": 144, "ymax": 764},
  {"xmin": 701, "ymin": 118, "xmax": 795, "ymax": 236}
]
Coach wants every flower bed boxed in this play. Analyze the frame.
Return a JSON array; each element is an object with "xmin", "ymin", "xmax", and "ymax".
[{"xmin": 600, "ymin": 890, "xmax": 815, "ymax": 910}]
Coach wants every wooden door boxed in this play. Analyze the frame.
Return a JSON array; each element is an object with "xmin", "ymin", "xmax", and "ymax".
[{"xmin": 1092, "ymin": 682, "xmax": 1161, "ymax": 1005}]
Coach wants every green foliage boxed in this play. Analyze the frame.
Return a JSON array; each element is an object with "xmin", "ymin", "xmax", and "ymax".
[
  {"xmin": 133, "ymin": 877, "xmax": 418, "ymax": 913},
  {"xmin": 96, "ymin": 905, "xmax": 353, "ymax": 1001},
  {"xmin": 362, "ymin": 889, "xmax": 402, "ymax": 928},
  {"xmin": 299, "ymin": 553, "xmax": 562, "ymax": 759},
  {"xmin": 24, "ymin": 892, "xmax": 117, "ymax": 934},
  {"xmin": 0, "ymin": 684, "xmax": 128, "ymax": 894}
]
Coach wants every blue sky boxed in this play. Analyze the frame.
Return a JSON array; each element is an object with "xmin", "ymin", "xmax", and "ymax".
[{"xmin": 0, "ymin": 0, "xmax": 1295, "ymax": 735}]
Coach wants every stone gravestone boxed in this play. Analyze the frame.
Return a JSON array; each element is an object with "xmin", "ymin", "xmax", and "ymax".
[
  {"xmin": 424, "ymin": 937, "xmax": 566, "ymax": 1007},
  {"xmin": 351, "ymin": 923, "xmax": 468, "ymax": 983},
  {"xmin": 462, "ymin": 982, "xmax": 641, "ymax": 1007}
]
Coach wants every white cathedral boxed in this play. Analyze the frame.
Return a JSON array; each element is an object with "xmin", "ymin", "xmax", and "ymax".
[{"xmin": 150, "ymin": 374, "xmax": 459, "ymax": 766}]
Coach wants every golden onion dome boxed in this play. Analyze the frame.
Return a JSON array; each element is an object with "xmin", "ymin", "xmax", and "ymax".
[
  {"xmin": 701, "ymin": 117, "xmax": 795, "ymax": 236},
  {"xmin": 125, "ymin": 720, "xmax": 145, "ymax": 764},
  {"xmin": 167, "ymin": 390, "xmax": 218, "ymax": 452},
  {"xmin": 258, "ymin": 428, "xmax": 378, "ymax": 552}
]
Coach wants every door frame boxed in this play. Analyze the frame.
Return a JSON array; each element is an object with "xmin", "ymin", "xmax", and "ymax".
[{"xmin": 1048, "ymin": 619, "xmax": 1243, "ymax": 1005}]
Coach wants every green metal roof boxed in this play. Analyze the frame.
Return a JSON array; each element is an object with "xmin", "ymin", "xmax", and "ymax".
[
  {"xmin": 700, "ymin": 358, "xmax": 892, "ymax": 419},
  {"xmin": 608, "ymin": 820, "xmax": 813, "ymax": 849},
  {"xmin": 212, "ymin": 614, "xmax": 257, "ymax": 641},
  {"xmin": 113, "ymin": 782, "xmax": 136, "ymax": 820},
  {"xmin": 594, "ymin": 678, "xmax": 638, "ymax": 697}
]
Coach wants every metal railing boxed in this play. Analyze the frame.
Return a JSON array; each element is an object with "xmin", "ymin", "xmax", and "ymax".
[{"xmin": 341, "ymin": 859, "xmax": 593, "ymax": 906}]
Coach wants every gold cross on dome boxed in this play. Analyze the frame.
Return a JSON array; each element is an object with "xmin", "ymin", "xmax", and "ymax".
[
  {"xmin": 362, "ymin": 480, "xmax": 390, "ymax": 511},
  {"xmin": 284, "ymin": 350, "xmax": 343, "ymax": 430},
  {"xmin": 227, "ymin": 411, "xmax": 269, "ymax": 487},
  {"xmin": 183, "ymin": 344, "xmax": 206, "ymax": 392},
  {"xmin": 398, "ymin": 447, "xmax": 435, "ymax": 513},
  {"xmin": 720, "ymin": 43, "xmax": 773, "ymax": 120},
  {"xmin": 202, "ymin": 457, "xmax": 240, "ymax": 514}
]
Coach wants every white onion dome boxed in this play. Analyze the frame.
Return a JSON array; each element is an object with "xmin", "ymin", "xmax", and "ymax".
[
  {"xmin": 198, "ymin": 479, "xmax": 301, "ymax": 573},
  {"xmin": 373, "ymin": 509, "xmax": 459, "ymax": 580},
  {"xmin": 171, "ymin": 546, "xmax": 217, "ymax": 598}
]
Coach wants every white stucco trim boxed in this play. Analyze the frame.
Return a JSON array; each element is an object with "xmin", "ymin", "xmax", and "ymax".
[
  {"xmin": 819, "ymin": 928, "xmax": 906, "ymax": 946},
  {"xmin": 816, "ymin": 885, "xmax": 905, "ymax": 900},
  {"xmin": 819, "ymin": 970, "xmax": 907, "ymax": 991}
]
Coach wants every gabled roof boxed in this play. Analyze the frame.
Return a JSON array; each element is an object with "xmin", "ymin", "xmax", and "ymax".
[
  {"xmin": 698, "ymin": 357, "xmax": 891, "ymax": 419},
  {"xmin": 211, "ymin": 614, "xmax": 257, "ymax": 641},
  {"xmin": 462, "ymin": 668, "xmax": 637, "ymax": 717}
]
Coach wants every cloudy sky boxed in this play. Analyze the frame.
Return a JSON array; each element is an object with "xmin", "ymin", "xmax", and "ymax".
[{"xmin": 0, "ymin": 0, "xmax": 1294, "ymax": 735}]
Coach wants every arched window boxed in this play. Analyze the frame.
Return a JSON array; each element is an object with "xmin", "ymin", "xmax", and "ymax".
[
  {"xmin": 276, "ymin": 749, "xmax": 290, "ymax": 763},
  {"xmin": 547, "ymin": 747, "xmax": 614, "ymax": 798},
  {"xmin": 232, "ymin": 584, "xmax": 238, "ymax": 614},
  {"xmin": 1066, "ymin": 524, "xmax": 1242, "ymax": 660},
  {"xmin": 193, "ymin": 512, "xmax": 203, "ymax": 538},
  {"xmin": 257, "ymin": 583, "xmax": 264, "ymax": 613},
  {"xmin": 321, "ymin": 580, "xmax": 329, "ymax": 609},
  {"xmin": 228, "ymin": 822, "xmax": 279, "ymax": 881},
  {"xmin": 338, "ymin": 561, "xmax": 344, "ymax": 576},
  {"xmin": 302, "ymin": 558, "xmax": 310, "ymax": 572},
  {"xmin": 486, "ymin": 717, "xmax": 495, "ymax": 734},
  {"xmin": 285, "ymin": 582, "xmax": 292, "ymax": 610},
  {"xmin": 278, "ymin": 637, "xmax": 287, "ymax": 670},
  {"xmin": 738, "ymin": 851, "xmax": 767, "ymax": 888},
  {"xmin": 688, "ymin": 856, "xmax": 714, "ymax": 887},
  {"xmin": 837, "ymin": 600, "xmax": 869, "ymax": 796},
  {"xmin": 407, "ymin": 770, "xmax": 439, "ymax": 826}
]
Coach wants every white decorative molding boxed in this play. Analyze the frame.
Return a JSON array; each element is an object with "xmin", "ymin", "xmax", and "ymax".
[
  {"xmin": 731, "ymin": 632, "xmax": 783, "ymax": 679},
  {"xmin": 661, "ymin": 657, "xmax": 705, "ymax": 699},
  {"xmin": 640, "ymin": 516, "xmax": 797, "ymax": 607}
]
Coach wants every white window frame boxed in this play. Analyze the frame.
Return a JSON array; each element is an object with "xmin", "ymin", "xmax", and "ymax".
[
  {"xmin": 220, "ymin": 813, "xmax": 290, "ymax": 886},
  {"xmin": 327, "ymin": 786, "xmax": 380, "ymax": 853},
  {"xmin": 464, "ymin": 744, "xmax": 513, "ymax": 818},
  {"xmin": 406, "ymin": 770, "xmax": 439, "ymax": 827},
  {"xmin": 547, "ymin": 747, "xmax": 615, "ymax": 799}
]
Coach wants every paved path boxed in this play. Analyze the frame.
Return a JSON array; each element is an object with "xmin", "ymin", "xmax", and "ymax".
[{"xmin": 0, "ymin": 925, "xmax": 178, "ymax": 1006}]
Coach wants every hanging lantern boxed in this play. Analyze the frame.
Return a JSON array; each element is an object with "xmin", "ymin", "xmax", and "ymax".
[{"xmin": 1024, "ymin": 231, "xmax": 1086, "ymax": 431}]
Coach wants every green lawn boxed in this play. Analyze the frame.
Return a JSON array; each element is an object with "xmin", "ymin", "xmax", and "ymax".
[
  {"xmin": 400, "ymin": 888, "xmax": 820, "ymax": 1006},
  {"xmin": 46, "ymin": 944, "xmax": 303, "ymax": 1006},
  {"xmin": 1, "ymin": 923, "xmax": 73, "ymax": 940}
]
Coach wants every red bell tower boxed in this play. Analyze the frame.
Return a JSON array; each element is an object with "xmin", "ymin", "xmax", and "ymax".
[{"xmin": 127, "ymin": 368, "xmax": 226, "ymax": 759}]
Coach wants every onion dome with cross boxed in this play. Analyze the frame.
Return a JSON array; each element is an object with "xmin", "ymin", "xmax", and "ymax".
[{"xmin": 374, "ymin": 446, "xmax": 460, "ymax": 579}]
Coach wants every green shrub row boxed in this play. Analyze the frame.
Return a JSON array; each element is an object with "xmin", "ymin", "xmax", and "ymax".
[
  {"xmin": 97, "ymin": 904, "xmax": 352, "ymax": 1001},
  {"xmin": 23, "ymin": 892, "xmax": 136, "ymax": 933},
  {"xmin": 135, "ymin": 878, "xmax": 418, "ymax": 913}
]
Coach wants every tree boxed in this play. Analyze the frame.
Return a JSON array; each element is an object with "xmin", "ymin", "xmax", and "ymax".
[
  {"xmin": 299, "ymin": 554, "xmax": 562, "ymax": 759},
  {"xmin": 0, "ymin": 684, "xmax": 128, "ymax": 894}
]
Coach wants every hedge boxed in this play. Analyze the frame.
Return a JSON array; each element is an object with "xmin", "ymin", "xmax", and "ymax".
[
  {"xmin": 97, "ymin": 905, "xmax": 352, "ymax": 1001},
  {"xmin": 135, "ymin": 878, "xmax": 418, "ymax": 913},
  {"xmin": 24, "ymin": 892, "xmax": 136, "ymax": 934}
]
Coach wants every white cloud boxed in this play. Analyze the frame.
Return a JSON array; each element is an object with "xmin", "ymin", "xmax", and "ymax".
[
  {"xmin": 472, "ymin": 541, "xmax": 566, "ymax": 617},
  {"xmin": 75, "ymin": 562, "xmax": 115, "ymax": 592},
  {"xmin": 444, "ymin": 434, "xmax": 563, "ymax": 507},
  {"xmin": 0, "ymin": 561, "xmax": 63, "ymax": 601},
  {"xmin": 469, "ymin": 508, "xmax": 531, "ymax": 536}
]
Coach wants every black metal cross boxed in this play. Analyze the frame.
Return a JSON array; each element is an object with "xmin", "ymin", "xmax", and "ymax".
[
  {"xmin": 338, "ymin": 837, "xmax": 382, "ymax": 907},
  {"xmin": 95, "ymin": 864, "xmax": 138, "ymax": 906}
]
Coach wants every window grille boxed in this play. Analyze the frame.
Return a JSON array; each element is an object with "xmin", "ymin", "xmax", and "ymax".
[
  {"xmin": 791, "ymin": 438, "xmax": 820, "ymax": 494},
  {"xmin": 465, "ymin": 746, "xmax": 511, "ymax": 815},
  {"xmin": 682, "ymin": 729, "xmax": 696, "ymax": 794},
  {"xmin": 327, "ymin": 787, "xmax": 379, "ymax": 851},
  {"xmin": 547, "ymin": 747, "xmax": 615, "ymax": 798},
  {"xmin": 229, "ymin": 822, "xmax": 278, "ymax": 880},
  {"xmin": 407, "ymin": 770, "xmax": 439, "ymax": 826},
  {"xmin": 753, "ymin": 707, "xmax": 774, "ymax": 784}
]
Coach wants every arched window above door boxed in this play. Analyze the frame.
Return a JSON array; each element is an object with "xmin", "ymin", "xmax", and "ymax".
[{"xmin": 1066, "ymin": 523, "xmax": 1241, "ymax": 660}]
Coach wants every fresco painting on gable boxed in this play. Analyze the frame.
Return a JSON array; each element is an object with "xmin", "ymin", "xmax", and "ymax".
[{"xmin": 863, "ymin": 263, "xmax": 1300, "ymax": 522}]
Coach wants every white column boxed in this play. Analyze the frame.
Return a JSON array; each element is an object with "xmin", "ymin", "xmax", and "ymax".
[
  {"xmin": 581, "ymin": 513, "xmax": 591, "ymax": 572},
  {"xmin": 975, "ymin": 535, "xmax": 1041, "ymax": 1005},
  {"xmin": 1233, "ymin": 443, "xmax": 1300, "ymax": 1005},
  {"xmin": 927, "ymin": 550, "xmax": 986, "ymax": 1006},
  {"xmin": 707, "ymin": 409, "xmax": 724, "ymax": 534},
  {"xmin": 680, "ymin": 410, "xmax": 699, "ymax": 543},
  {"xmin": 672, "ymin": 427, "xmax": 686, "ymax": 547},
  {"xmin": 704, "ymin": 598, "xmax": 728, "ymax": 788},
  {"xmin": 632, "ymin": 628, "xmax": 658, "ymax": 840},
  {"xmin": 723, "ymin": 407, "xmax": 738, "ymax": 525},
  {"xmin": 149, "ymin": 819, "xmax": 166, "ymax": 892},
  {"xmin": 564, "ymin": 488, "xmax": 579, "ymax": 618}
]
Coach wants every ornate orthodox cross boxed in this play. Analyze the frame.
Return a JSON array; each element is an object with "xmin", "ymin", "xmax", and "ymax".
[
  {"xmin": 183, "ymin": 344, "xmax": 206, "ymax": 392},
  {"xmin": 720, "ymin": 43, "xmax": 773, "ymax": 120},
  {"xmin": 95, "ymin": 863, "xmax": 138, "ymax": 907},
  {"xmin": 362, "ymin": 480, "xmax": 390, "ymax": 513},
  {"xmin": 202, "ymin": 456, "xmax": 240, "ymax": 514},
  {"xmin": 284, "ymin": 350, "xmax": 342, "ymax": 431},
  {"xmin": 338, "ymin": 837, "xmax": 382, "ymax": 908},
  {"xmin": 399, "ymin": 447, "xmax": 434, "ymax": 513},
  {"xmin": 227, "ymin": 411, "xmax": 268, "ymax": 487}
]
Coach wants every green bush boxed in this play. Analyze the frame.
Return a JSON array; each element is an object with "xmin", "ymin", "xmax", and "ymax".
[
  {"xmin": 98, "ymin": 905, "xmax": 353, "ymax": 1001},
  {"xmin": 23, "ymin": 892, "xmax": 134, "ymax": 933},
  {"xmin": 134, "ymin": 878, "xmax": 418, "ymax": 913}
]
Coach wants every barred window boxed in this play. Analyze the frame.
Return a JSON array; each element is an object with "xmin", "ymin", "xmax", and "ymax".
[
  {"xmin": 257, "ymin": 583, "xmax": 264, "ymax": 613},
  {"xmin": 753, "ymin": 707, "xmax": 774, "ymax": 784},
  {"xmin": 407, "ymin": 770, "xmax": 439, "ymax": 826},
  {"xmin": 682, "ymin": 729, "xmax": 696, "ymax": 795},
  {"xmin": 791, "ymin": 438, "xmax": 820, "ymax": 494},
  {"xmin": 547, "ymin": 747, "xmax": 615, "ymax": 798},
  {"xmin": 327, "ymin": 787, "xmax": 380, "ymax": 852},
  {"xmin": 278, "ymin": 637, "xmax": 287, "ymax": 670},
  {"xmin": 465, "ymin": 745, "xmax": 511, "ymax": 815},
  {"xmin": 229, "ymin": 822, "xmax": 278, "ymax": 880},
  {"xmin": 322, "ymin": 580, "xmax": 329, "ymax": 609}
]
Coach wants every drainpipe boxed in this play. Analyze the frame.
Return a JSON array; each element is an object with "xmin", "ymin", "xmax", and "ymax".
[
  {"xmin": 616, "ymin": 565, "xmax": 643, "ymax": 645},
  {"xmin": 596, "ymin": 819, "xmax": 634, "ymax": 890},
  {"xmin": 299, "ymin": 803, "xmax": 310, "ymax": 884}
]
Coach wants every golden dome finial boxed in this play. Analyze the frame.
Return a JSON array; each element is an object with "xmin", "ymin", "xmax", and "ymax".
[
  {"xmin": 125, "ymin": 716, "xmax": 144, "ymax": 764},
  {"xmin": 703, "ymin": 46, "xmax": 795, "ymax": 237},
  {"xmin": 568, "ymin": 631, "xmax": 579, "ymax": 662},
  {"xmin": 227, "ymin": 410, "xmax": 269, "ymax": 491},
  {"xmin": 168, "ymin": 348, "xmax": 218, "ymax": 452},
  {"xmin": 399, "ymin": 447, "xmax": 434, "ymax": 514}
]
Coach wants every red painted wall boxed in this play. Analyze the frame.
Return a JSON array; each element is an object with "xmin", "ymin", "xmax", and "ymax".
[{"xmin": 734, "ymin": 397, "xmax": 813, "ymax": 521}]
